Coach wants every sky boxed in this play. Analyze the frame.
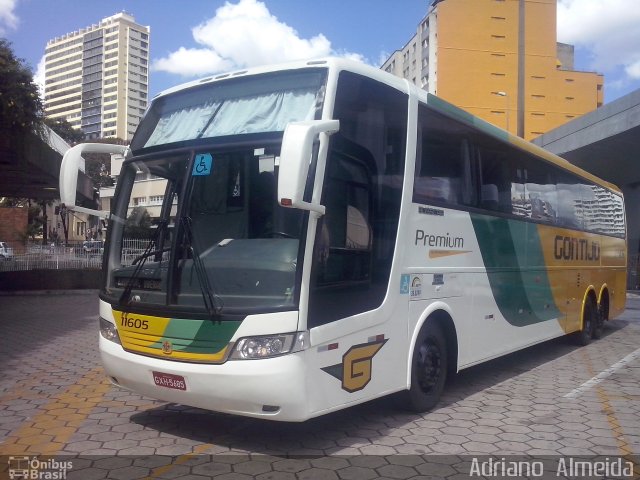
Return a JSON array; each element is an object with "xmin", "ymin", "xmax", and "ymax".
[{"xmin": 1, "ymin": 0, "xmax": 640, "ymax": 104}]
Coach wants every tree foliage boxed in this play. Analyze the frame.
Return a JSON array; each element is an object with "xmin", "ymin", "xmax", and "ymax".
[
  {"xmin": 83, "ymin": 137, "xmax": 129, "ymax": 189},
  {"xmin": 0, "ymin": 39, "xmax": 43, "ymax": 137},
  {"xmin": 44, "ymin": 117, "xmax": 84, "ymax": 145},
  {"xmin": 124, "ymin": 206, "xmax": 153, "ymax": 238}
]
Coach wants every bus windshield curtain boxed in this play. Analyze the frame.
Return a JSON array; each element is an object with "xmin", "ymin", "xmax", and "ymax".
[{"xmin": 144, "ymin": 90, "xmax": 317, "ymax": 147}]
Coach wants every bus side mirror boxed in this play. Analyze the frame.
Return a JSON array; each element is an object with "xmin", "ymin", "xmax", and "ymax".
[
  {"xmin": 60, "ymin": 143, "xmax": 129, "ymax": 219},
  {"xmin": 278, "ymin": 119, "xmax": 339, "ymax": 215}
]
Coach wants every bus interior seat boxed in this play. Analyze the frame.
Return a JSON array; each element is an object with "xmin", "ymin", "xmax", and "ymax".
[{"xmin": 481, "ymin": 184, "xmax": 499, "ymax": 210}]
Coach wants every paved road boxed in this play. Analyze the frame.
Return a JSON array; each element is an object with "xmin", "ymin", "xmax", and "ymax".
[{"xmin": 1, "ymin": 291, "xmax": 639, "ymax": 479}]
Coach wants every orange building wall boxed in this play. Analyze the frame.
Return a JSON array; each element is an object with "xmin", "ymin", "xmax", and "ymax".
[{"xmin": 433, "ymin": 0, "xmax": 602, "ymax": 140}]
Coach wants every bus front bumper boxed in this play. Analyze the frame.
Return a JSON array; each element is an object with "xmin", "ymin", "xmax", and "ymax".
[{"xmin": 99, "ymin": 335, "xmax": 310, "ymax": 421}]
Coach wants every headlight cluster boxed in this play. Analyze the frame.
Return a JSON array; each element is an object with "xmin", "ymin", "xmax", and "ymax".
[
  {"xmin": 99, "ymin": 317, "xmax": 121, "ymax": 344},
  {"xmin": 230, "ymin": 332, "xmax": 307, "ymax": 360}
]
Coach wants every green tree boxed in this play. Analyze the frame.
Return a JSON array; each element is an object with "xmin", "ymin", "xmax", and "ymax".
[
  {"xmin": 124, "ymin": 206, "xmax": 152, "ymax": 238},
  {"xmin": 83, "ymin": 137, "xmax": 129, "ymax": 189},
  {"xmin": 0, "ymin": 39, "xmax": 43, "ymax": 139},
  {"xmin": 44, "ymin": 117, "xmax": 84, "ymax": 145},
  {"xmin": 26, "ymin": 203, "xmax": 45, "ymax": 240}
]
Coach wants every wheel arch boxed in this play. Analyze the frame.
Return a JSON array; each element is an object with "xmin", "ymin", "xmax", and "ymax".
[
  {"xmin": 406, "ymin": 302, "xmax": 459, "ymax": 387},
  {"xmin": 580, "ymin": 287, "xmax": 598, "ymax": 328},
  {"xmin": 598, "ymin": 284, "xmax": 610, "ymax": 321}
]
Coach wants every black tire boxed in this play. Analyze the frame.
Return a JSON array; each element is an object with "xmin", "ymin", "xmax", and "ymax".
[
  {"xmin": 574, "ymin": 298, "xmax": 596, "ymax": 346},
  {"xmin": 593, "ymin": 300, "xmax": 607, "ymax": 339},
  {"xmin": 592, "ymin": 302, "xmax": 604, "ymax": 339},
  {"xmin": 397, "ymin": 322, "xmax": 448, "ymax": 412}
]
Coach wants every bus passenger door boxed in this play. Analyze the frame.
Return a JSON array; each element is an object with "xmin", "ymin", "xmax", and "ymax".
[
  {"xmin": 301, "ymin": 71, "xmax": 409, "ymax": 417},
  {"xmin": 303, "ymin": 136, "xmax": 406, "ymax": 414}
]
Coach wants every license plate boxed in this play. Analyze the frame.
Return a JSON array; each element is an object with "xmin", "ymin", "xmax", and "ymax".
[{"xmin": 152, "ymin": 371, "xmax": 187, "ymax": 391}]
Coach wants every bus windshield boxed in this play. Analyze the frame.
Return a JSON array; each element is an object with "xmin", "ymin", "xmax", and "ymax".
[
  {"xmin": 104, "ymin": 69, "xmax": 327, "ymax": 315},
  {"xmin": 104, "ymin": 145, "xmax": 305, "ymax": 315}
]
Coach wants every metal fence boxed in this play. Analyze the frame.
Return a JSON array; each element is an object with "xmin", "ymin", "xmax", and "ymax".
[
  {"xmin": 3, "ymin": 241, "xmax": 640, "ymax": 290},
  {"xmin": 0, "ymin": 239, "xmax": 153, "ymax": 272}
]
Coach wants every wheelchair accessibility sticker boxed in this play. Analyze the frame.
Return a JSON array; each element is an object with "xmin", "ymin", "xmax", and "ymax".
[
  {"xmin": 400, "ymin": 274, "xmax": 410, "ymax": 295},
  {"xmin": 192, "ymin": 153, "xmax": 213, "ymax": 176}
]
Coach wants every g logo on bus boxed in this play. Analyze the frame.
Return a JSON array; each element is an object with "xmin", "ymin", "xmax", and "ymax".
[
  {"xmin": 162, "ymin": 341, "xmax": 173, "ymax": 354},
  {"xmin": 322, "ymin": 339, "xmax": 387, "ymax": 393}
]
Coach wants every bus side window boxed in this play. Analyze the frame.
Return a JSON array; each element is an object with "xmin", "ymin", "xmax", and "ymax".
[
  {"xmin": 413, "ymin": 105, "xmax": 476, "ymax": 208},
  {"xmin": 477, "ymin": 146, "xmax": 514, "ymax": 214},
  {"xmin": 315, "ymin": 146, "xmax": 372, "ymax": 287}
]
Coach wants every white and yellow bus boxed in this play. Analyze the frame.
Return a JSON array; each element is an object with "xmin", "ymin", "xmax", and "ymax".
[{"xmin": 60, "ymin": 58, "xmax": 627, "ymax": 421}]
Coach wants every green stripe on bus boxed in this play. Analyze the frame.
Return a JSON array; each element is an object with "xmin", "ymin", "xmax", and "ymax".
[
  {"xmin": 470, "ymin": 214, "xmax": 560, "ymax": 326},
  {"xmin": 150, "ymin": 318, "xmax": 241, "ymax": 353}
]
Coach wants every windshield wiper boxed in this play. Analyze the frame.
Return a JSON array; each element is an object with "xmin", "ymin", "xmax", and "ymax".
[
  {"xmin": 132, "ymin": 247, "xmax": 171, "ymax": 265},
  {"xmin": 181, "ymin": 215, "xmax": 222, "ymax": 320},
  {"xmin": 119, "ymin": 219, "xmax": 167, "ymax": 306}
]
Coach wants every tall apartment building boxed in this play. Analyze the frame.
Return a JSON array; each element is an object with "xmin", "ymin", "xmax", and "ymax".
[
  {"xmin": 382, "ymin": 0, "xmax": 603, "ymax": 140},
  {"xmin": 43, "ymin": 12, "xmax": 150, "ymax": 141}
]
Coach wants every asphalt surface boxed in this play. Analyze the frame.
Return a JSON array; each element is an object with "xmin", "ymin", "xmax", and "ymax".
[{"xmin": 1, "ymin": 290, "xmax": 639, "ymax": 479}]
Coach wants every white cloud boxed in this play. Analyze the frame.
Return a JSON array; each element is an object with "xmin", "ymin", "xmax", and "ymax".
[
  {"xmin": 0, "ymin": 0, "xmax": 19, "ymax": 35},
  {"xmin": 34, "ymin": 55, "xmax": 45, "ymax": 98},
  {"xmin": 557, "ymin": 0, "xmax": 640, "ymax": 76},
  {"xmin": 626, "ymin": 61, "xmax": 640, "ymax": 79},
  {"xmin": 153, "ymin": 47, "xmax": 233, "ymax": 76},
  {"xmin": 153, "ymin": 0, "xmax": 363, "ymax": 77}
]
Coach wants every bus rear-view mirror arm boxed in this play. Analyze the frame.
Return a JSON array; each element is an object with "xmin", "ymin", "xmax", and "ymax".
[
  {"xmin": 278, "ymin": 119, "xmax": 339, "ymax": 216},
  {"xmin": 60, "ymin": 143, "xmax": 129, "ymax": 221}
]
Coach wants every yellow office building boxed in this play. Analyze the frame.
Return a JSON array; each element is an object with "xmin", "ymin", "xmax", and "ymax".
[{"xmin": 382, "ymin": 0, "xmax": 603, "ymax": 140}]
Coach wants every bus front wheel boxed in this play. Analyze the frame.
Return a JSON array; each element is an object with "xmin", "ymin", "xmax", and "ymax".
[{"xmin": 399, "ymin": 322, "xmax": 448, "ymax": 412}]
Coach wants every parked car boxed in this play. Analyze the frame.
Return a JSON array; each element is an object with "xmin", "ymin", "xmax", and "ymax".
[
  {"xmin": 82, "ymin": 240, "xmax": 104, "ymax": 255},
  {"xmin": 0, "ymin": 241, "xmax": 14, "ymax": 260}
]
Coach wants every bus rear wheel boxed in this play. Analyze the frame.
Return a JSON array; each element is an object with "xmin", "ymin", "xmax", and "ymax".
[
  {"xmin": 399, "ymin": 322, "xmax": 447, "ymax": 412},
  {"xmin": 593, "ymin": 299, "xmax": 607, "ymax": 339},
  {"xmin": 574, "ymin": 298, "xmax": 597, "ymax": 346}
]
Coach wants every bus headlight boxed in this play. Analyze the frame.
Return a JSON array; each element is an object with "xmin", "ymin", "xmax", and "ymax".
[
  {"xmin": 100, "ymin": 317, "xmax": 121, "ymax": 345},
  {"xmin": 230, "ymin": 332, "xmax": 307, "ymax": 360}
]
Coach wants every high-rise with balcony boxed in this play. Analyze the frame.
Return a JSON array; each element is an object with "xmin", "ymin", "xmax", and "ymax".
[
  {"xmin": 382, "ymin": 0, "xmax": 603, "ymax": 141},
  {"xmin": 43, "ymin": 12, "xmax": 150, "ymax": 140}
]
